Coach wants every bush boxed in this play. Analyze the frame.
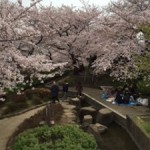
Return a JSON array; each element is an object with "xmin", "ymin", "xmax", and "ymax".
[
  {"xmin": 6, "ymin": 94, "xmax": 27, "ymax": 103},
  {"xmin": 137, "ymin": 80, "xmax": 150, "ymax": 96},
  {"xmin": 25, "ymin": 88, "xmax": 51, "ymax": 99},
  {"xmin": 2, "ymin": 101, "xmax": 28, "ymax": 115},
  {"xmin": 14, "ymin": 125, "xmax": 97, "ymax": 150},
  {"xmin": 31, "ymin": 96, "xmax": 43, "ymax": 105}
]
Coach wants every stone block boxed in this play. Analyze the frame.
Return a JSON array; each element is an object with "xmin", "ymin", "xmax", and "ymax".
[
  {"xmin": 69, "ymin": 97, "xmax": 80, "ymax": 107},
  {"xmin": 83, "ymin": 115, "xmax": 93, "ymax": 125},
  {"xmin": 88, "ymin": 123, "xmax": 108, "ymax": 134},
  {"xmin": 96, "ymin": 108, "xmax": 114, "ymax": 125},
  {"xmin": 79, "ymin": 107, "xmax": 98, "ymax": 124}
]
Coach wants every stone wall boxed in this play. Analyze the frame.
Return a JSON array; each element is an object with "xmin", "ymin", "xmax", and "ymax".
[{"xmin": 126, "ymin": 116, "xmax": 150, "ymax": 150}]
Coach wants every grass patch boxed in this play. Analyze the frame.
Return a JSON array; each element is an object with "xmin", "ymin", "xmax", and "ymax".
[
  {"xmin": 135, "ymin": 116, "xmax": 150, "ymax": 138},
  {"xmin": 143, "ymin": 124, "xmax": 150, "ymax": 134}
]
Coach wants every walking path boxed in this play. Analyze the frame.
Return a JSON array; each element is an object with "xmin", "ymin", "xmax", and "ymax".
[
  {"xmin": 0, "ymin": 106, "xmax": 45, "ymax": 150},
  {"xmin": 0, "ymin": 87, "xmax": 149, "ymax": 150}
]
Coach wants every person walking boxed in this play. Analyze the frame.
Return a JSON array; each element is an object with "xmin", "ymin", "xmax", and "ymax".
[
  {"xmin": 50, "ymin": 81, "xmax": 59, "ymax": 103},
  {"xmin": 62, "ymin": 82, "xmax": 69, "ymax": 100},
  {"xmin": 76, "ymin": 82, "xmax": 83, "ymax": 96}
]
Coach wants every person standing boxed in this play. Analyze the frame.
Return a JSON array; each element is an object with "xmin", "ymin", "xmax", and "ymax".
[
  {"xmin": 76, "ymin": 82, "xmax": 83, "ymax": 96},
  {"xmin": 62, "ymin": 82, "xmax": 69, "ymax": 100},
  {"xmin": 50, "ymin": 81, "xmax": 59, "ymax": 103}
]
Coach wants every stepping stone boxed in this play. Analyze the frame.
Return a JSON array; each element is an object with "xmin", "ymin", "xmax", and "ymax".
[
  {"xmin": 80, "ymin": 107, "xmax": 97, "ymax": 114},
  {"xmin": 64, "ymin": 112, "xmax": 76, "ymax": 118},
  {"xmin": 79, "ymin": 96, "xmax": 88, "ymax": 107},
  {"xmin": 39, "ymin": 121, "xmax": 46, "ymax": 126},
  {"xmin": 87, "ymin": 123, "xmax": 107, "ymax": 145},
  {"xmin": 83, "ymin": 115, "xmax": 93, "ymax": 125},
  {"xmin": 79, "ymin": 107, "xmax": 98, "ymax": 124},
  {"xmin": 96, "ymin": 108, "xmax": 114, "ymax": 125},
  {"xmin": 63, "ymin": 109, "xmax": 76, "ymax": 113},
  {"xmin": 71, "ymin": 97, "xmax": 80, "ymax": 101},
  {"xmin": 88, "ymin": 123, "xmax": 108, "ymax": 134},
  {"xmin": 69, "ymin": 97, "xmax": 80, "ymax": 107},
  {"xmin": 62, "ymin": 104, "xmax": 76, "ymax": 110}
]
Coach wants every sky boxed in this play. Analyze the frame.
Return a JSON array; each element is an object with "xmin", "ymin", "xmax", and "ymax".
[{"xmin": 10, "ymin": 0, "xmax": 115, "ymax": 8}]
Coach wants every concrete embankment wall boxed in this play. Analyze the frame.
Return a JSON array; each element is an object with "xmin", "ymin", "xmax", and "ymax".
[{"xmin": 126, "ymin": 116, "xmax": 150, "ymax": 150}]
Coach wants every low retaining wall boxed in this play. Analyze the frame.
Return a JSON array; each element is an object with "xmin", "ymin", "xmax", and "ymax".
[{"xmin": 126, "ymin": 116, "xmax": 150, "ymax": 150}]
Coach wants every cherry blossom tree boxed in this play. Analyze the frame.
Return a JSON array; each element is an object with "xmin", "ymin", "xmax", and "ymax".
[
  {"xmin": 1, "ymin": 0, "xmax": 150, "ymax": 96},
  {"xmin": 84, "ymin": 0, "xmax": 150, "ymax": 81},
  {"xmin": 0, "ymin": 0, "xmax": 68, "ymax": 94},
  {"xmin": 29, "ymin": 2, "xmax": 100, "ymax": 66},
  {"xmin": 0, "ymin": 0, "xmax": 101, "ymax": 95}
]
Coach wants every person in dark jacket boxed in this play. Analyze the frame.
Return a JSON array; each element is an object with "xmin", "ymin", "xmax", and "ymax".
[
  {"xmin": 114, "ymin": 88, "xmax": 124, "ymax": 104},
  {"xmin": 76, "ymin": 82, "xmax": 83, "ymax": 96},
  {"xmin": 62, "ymin": 82, "xmax": 69, "ymax": 100},
  {"xmin": 50, "ymin": 81, "xmax": 59, "ymax": 103}
]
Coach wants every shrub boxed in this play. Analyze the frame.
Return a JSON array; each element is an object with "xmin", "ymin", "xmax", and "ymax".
[
  {"xmin": 25, "ymin": 88, "xmax": 51, "ymax": 99},
  {"xmin": 6, "ymin": 94, "xmax": 27, "ymax": 103},
  {"xmin": 14, "ymin": 125, "xmax": 97, "ymax": 150},
  {"xmin": 31, "ymin": 96, "xmax": 43, "ymax": 105},
  {"xmin": 2, "ymin": 101, "xmax": 28, "ymax": 115},
  {"xmin": 1, "ymin": 94, "xmax": 28, "ymax": 115},
  {"xmin": 137, "ymin": 80, "xmax": 150, "ymax": 96}
]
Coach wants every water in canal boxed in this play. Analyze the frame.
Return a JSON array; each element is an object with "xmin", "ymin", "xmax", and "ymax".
[{"xmin": 100, "ymin": 122, "xmax": 139, "ymax": 150}]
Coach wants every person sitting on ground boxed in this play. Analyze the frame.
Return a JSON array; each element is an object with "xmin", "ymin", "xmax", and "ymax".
[
  {"xmin": 100, "ymin": 87, "xmax": 111, "ymax": 100},
  {"xmin": 114, "ymin": 87, "xmax": 124, "ymax": 104},
  {"xmin": 129, "ymin": 83, "xmax": 138, "ymax": 99},
  {"xmin": 115, "ymin": 86, "xmax": 136, "ymax": 105},
  {"xmin": 106, "ymin": 88, "xmax": 117, "ymax": 102},
  {"xmin": 122, "ymin": 89, "xmax": 130, "ymax": 104}
]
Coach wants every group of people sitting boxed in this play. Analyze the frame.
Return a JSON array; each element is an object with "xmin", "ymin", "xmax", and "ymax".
[
  {"xmin": 114, "ymin": 84, "xmax": 136, "ymax": 104},
  {"xmin": 101, "ymin": 84, "xmax": 148, "ymax": 106}
]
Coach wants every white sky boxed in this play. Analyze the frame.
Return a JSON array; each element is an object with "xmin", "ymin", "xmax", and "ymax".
[{"xmin": 10, "ymin": 0, "xmax": 116, "ymax": 8}]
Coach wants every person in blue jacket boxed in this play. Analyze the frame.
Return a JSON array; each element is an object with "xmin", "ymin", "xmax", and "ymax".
[{"xmin": 50, "ymin": 81, "xmax": 59, "ymax": 103}]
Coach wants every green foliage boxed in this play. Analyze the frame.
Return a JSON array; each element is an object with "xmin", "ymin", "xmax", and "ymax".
[
  {"xmin": 143, "ymin": 124, "xmax": 150, "ymax": 134},
  {"xmin": 2, "ymin": 101, "xmax": 28, "ymax": 115},
  {"xmin": 136, "ymin": 79, "xmax": 150, "ymax": 96},
  {"xmin": 4, "ymin": 87, "xmax": 18, "ymax": 95},
  {"xmin": 133, "ymin": 25, "xmax": 150, "ymax": 82},
  {"xmin": 139, "ymin": 25, "xmax": 150, "ymax": 41},
  {"xmin": 25, "ymin": 88, "xmax": 50, "ymax": 99},
  {"xmin": 136, "ymin": 116, "xmax": 150, "ymax": 137},
  {"xmin": 132, "ymin": 25, "xmax": 150, "ymax": 93},
  {"xmin": 14, "ymin": 125, "xmax": 97, "ymax": 150},
  {"xmin": 134, "ymin": 55, "xmax": 150, "ymax": 76},
  {"xmin": 0, "ymin": 88, "xmax": 51, "ymax": 116}
]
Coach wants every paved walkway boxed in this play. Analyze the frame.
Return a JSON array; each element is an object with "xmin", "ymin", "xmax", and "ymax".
[
  {"xmin": 0, "ymin": 87, "xmax": 149, "ymax": 150},
  {"xmin": 0, "ymin": 106, "xmax": 45, "ymax": 150}
]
